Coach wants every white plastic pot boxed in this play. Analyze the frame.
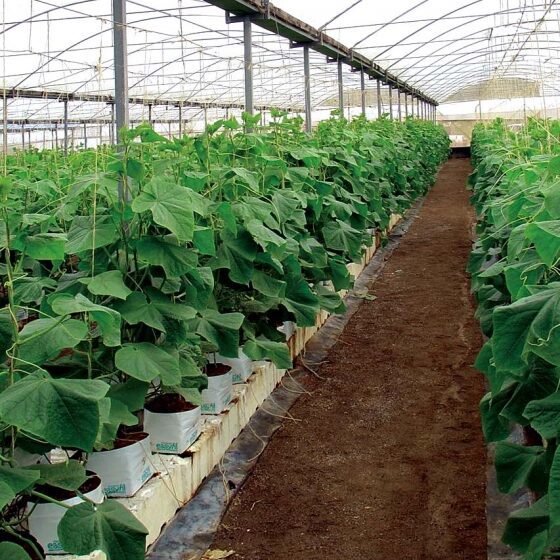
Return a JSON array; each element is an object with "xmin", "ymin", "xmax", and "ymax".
[
  {"xmin": 201, "ymin": 371, "xmax": 233, "ymax": 414},
  {"xmin": 144, "ymin": 405, "xmax": 201, "ymax": 454},
  {"xmin": 207, "ymin": 349, "xmax": 253, "ymax": 384},
  {"xmin": 86, "ymin": 433, "xmax": 154, "ymax": 497},
  {"xmin": 27, "ymin": 475, "xmax": 104, "ymax": 555}
]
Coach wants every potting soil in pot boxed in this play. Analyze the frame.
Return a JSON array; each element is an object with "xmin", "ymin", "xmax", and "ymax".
[
  {"xmin": 144, "ymin": 394, "xmax": 202, "ymax": 454},
  {"xmin": 27, "ymin": 474, "xmax": 104, "ymax": 555},
  {"xmin": 86, "ymin": 432, "xmax": 155, "ymax": 497},
  {"xmin": 207, "ymin": 349, "xmax": 253, "ymax": 384},
  {"xmin": 201, "ymin": 365, "xmax": 233, "ymax": 414}
]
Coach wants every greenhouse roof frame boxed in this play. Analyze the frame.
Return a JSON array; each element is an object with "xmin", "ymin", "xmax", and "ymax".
[{"xmin": 207, "ymin": 0, "xmax": 437, "ymax": 105}]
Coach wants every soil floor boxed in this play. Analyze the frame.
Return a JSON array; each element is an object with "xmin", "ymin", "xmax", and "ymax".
[{"xmin": 211, "ymin": 157, "xmax": 487, "ymax": 560}]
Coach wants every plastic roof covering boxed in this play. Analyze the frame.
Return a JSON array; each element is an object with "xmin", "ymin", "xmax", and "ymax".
[{"xmin": 0, "ymin": 0, "xmax": 559, "ymax": 125}]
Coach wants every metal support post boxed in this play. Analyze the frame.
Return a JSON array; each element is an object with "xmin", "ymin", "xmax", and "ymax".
[
  {"xmin": 303, "ymin": 44, "xmax": 312, "ymax": 133},
  {"xmin": 54, "ymin": 123, "xmax": 59, "ymax": 149},
  {"xmin": 110, "ymin": 104, "xmax": 115, "ymax": 144},
  {"xmin": 376, "ymin": 79, "xmax": 382, "ymax": 118},
  {"xmin": 243, "ymin": 16, "xmax": 254, "ymax": 119},
  {"xmin": 21, "ymin": 126, "xmax": 25, "ymax": 150},
  {"xmin": 2, "ymin": 95, "xmax": 7, "ymax": 157},
  {"xmin": 112, "ymin": 0, "xmax": 129, "ymax": 149},
  {"xmin": 63, "ymin": 99, "xmax": 69, "ymax": 155},
  {"xmin": 27, "ymin": 129, "xmax": 31, "ymax": 148},
  {"xmin": 397, "ymin": 89, "xmax": 402, "ymax": 122},
  {"xmin": 83, "ymin": 123, "xmax": 88, "ymax": 149},
  {"xmin": 360, "ymin": 69, "xmax": 366, "ymax": 117},
  {"xmin": 404, "ymin": 93, "xmax": 408, "ymax": 118},
  {"xmin": 148, "ymin": 103, "xmax": 152, "ymax": 125},
  {"xmin": 178, "ymin": 103, "xmax": 183, "ymax": 136},
  {"xmin": 388, "ymin": 85, "xmax": 393, "ymax": 120},
  {"xmin": 337, "ymin": 59, "xmax": 344, "ymax": 117}
]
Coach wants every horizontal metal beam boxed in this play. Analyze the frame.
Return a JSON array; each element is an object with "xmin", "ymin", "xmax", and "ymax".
[
  {"xmin": 210, "ymin": 0, "xmax": 437, "ymax": 104},
  {"xmin": 2, "ymin": 87, "xmax": 303, "ymax": 112}
]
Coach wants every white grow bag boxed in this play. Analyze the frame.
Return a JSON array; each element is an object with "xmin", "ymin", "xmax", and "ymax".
[
  {"xmin": 86, "ymin": 434, "xmax": 154, "ymax": 497},
  {"xmin": 207, "ymin": 349, "xmax": 253, "ymax": 384},
  {"xmin": 144, "ymin": 406, "xmax": 201, "ymax": 454},
  {"xmin": 27, "ymin": 477, "xmax": 104, "ymax": 555},
  {"xmin": 201, "ymin": 371, "xmax": 233, "ymax": 414}
]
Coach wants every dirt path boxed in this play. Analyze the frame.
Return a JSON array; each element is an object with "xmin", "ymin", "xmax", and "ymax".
[{"xmin": 211, "ymin": 157, "xmax": 487, "ymax": 560}]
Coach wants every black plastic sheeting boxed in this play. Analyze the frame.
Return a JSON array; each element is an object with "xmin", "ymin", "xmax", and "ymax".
[{"xmin": 147, "ymin": 200, "xmax": 424, "ymax": 560}]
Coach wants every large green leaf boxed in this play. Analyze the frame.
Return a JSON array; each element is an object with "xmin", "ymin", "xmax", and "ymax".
[
  {"xmin": 549, "ymin": 446, "xmax": 560, "ymax": 528},
  {"xmin": 27, "ymin": 461, "xmax": 87, "ymax": 491},
  {"xmin": 322, "ymin": 220, "xmax": 363, "ymax": 259},
  {"xmin": 524, "ymin": 392, "xmax": 560, "ymax": 439},
  {"xmin": 0, "ymin": 371, "xmax": 108, "ymax": 451},
  {"xmin": 491, "ymin": 287, "xmax": 560, "ymax": 373},
  {"xmin": 66, "ymin": 216, "xmax": 119, "ymax": 254},
  {"xmin": 282, "ymin": 276, "xmax": 320, "ymax": 326},
  {"xmin": 243, "ymin": 337, "xmax": 292, "ymax": 369},
  {"xmin": 58, "ymin": 500, "xmax": 148, "ymax": 560},
  {"xmin": 495, "ymin": 442, "xmax": 548, "ymax": 494},
  {"xmin": 18, "ymin": 317, "xmax": 89, "ymax": 364},
  {"xmin": 136, "ymin": 236, "xmax": 197, "ymax": 277},
  {"xmin": 0, "ymin": 465, "xmax": 40, "ymax": 509},
  {"xmin": 0, "ymin": 542, "xmax": 32, "ymax": 560},
  {"xmin": 132, "ymin": 177, "xmax": 197, "ymax": 241},
  {"xmin": 115, "ymin": 343, "xmax": 181, "ymax": 385},
  {"xmin": 49, "ymin": 293, "xmax": 122, "ymax": 347},
  {"xmin": 526, "ymin": 220, "xmax": 560, "ymax": 267},
  {"xmin": 195, "ymin": 309, "xmax": 244, "ymax": 358},
  {"xmin": 80, "ymin": 270, "xmax": 131, "ymax": 301},
  {"xmin": 12, "ymin": 233, "xmax": 67, "ymax": 261},
  {"xmin": 213, "ymin": 231, "xmax": 258, "ymax": 285},
  {"xmin": 116, "ymin": 292, "xmax": 166, "ymax": 332},
  {"xmin": 503, "ymin": 497, "xmax": 550, "ymax": 554}
]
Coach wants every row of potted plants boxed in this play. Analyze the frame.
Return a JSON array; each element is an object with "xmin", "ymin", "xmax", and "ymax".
[
  {"xmin": 469, "ymin": 118, "xmax": 560, "ymax": 559},
  {"xmin": 0, "ymin": 112, "xmax": 450, "ymax": 559}
]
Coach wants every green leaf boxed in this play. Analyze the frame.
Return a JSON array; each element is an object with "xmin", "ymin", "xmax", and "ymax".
[
  {"xmin": 549, "ymin": 446, "xmax": 560, "ymax": 528},
  {"xmin": 18, "ymin": 317, "xmax": 89, "ymax": 364},
  {"xmin": 503, "ymin": 497, "xmax": 549, "ymax": 553},
  {"xmin": 115, "ymin": 343, "xmax": 181, "ymax": 385},
  {"xmin": 81, "ymin": 270, "xmax": 131, "ymax": 300},
  {"xmin": 12, "ymin": 233, "xmax": 67, "ymax": 261},
  {"xmin": 491, "ymin": 287, "xmax": 560, "ymax": 373},
  {"xmin": 27, "ymin": 461, "xmax": 87, "ymax": 491},
  {"xmin": 193, "ymin": 227, "xmax": 216, "ymax": 256},
  {"xmin": 0, "ymin": 542, "xmax": 32, "ymax": 560},
  {"xmin": 96, "ymin": 397, "xmax": 138, "ymax": 448},
  {"xmin": 196, "ymin": 310, "xmax": 244, "ymax": 358},
  {"xmin": 246, "ymin": 219, "xmax": 285, "ymax": 249},
  {"xmin": 231, "ymin": 167, "xmax": 260, "ymax": 192},
  {"xmin": 495, "ymin": 442, "xmax": 548, "ymax": 494},
  {"xmin": 0, "ymin": 465, "xmax": 40, "ymax": 509},
  {"xmin": 251, "ymin": 270, "xmax": 286, "ymax": 298},
  {"xmin": 526, "ymin": 220, "xmax": 560, "ymax": 267},
  {"xmin": 322, "ymin": 220, "xmax": 363, "ymax": 259},
  {"xmin": 49, "ymin": 293, "xmax": 122, "ymax": 347},
  {"xmin": 66, "ymin": 216, "xmax": 119, "ymax": 254},
  {"xmin": 243, "ymin": 338, "xmax": 292, "ymax": 369},
  {"xmin": 107, "ymin": 378, "xmax": 149, "ymax": 412},
  {"xmin": 0, "ymin": 371, "xmax": 108, "ymax": 451},
  {"xmin": 58, "ymin": 500, "xmax": 148, "ymax": 560},
  {"xmin": 132, "ymin": 177, "xmax": 196, "ymax": 242},
  {"xmin": 116, "ymin": 292, "xmax": 166, "ymax": 332},
  {"xmin": 136, "ymin": 236, "xmax": 197, "ymax": 277},
  {"xmin": 524, "ymin": 392, "xmax": 560, "ymax": 440},
  {"xmin": 213, "ymin": 231, "xmax": 258, "ymax": 285},
  {"xmin": 282, "ymin": 276, "xmax": 320, "ymax": 326}
]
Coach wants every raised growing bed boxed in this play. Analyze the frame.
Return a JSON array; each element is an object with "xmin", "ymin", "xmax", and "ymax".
[{"xmin": 62, "ymin": 215, "xmax": 401, "ymax": 560}]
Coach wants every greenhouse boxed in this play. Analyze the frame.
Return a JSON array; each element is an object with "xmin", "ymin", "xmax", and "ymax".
[{"xmin": 0, "ymin": 1, "xmax": 559, "ymax": 559}]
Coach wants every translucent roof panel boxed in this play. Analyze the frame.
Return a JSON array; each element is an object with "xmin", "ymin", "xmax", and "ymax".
[{"xmin": 0, "ymin": 0, "xmax": 558, "ymax": 123}]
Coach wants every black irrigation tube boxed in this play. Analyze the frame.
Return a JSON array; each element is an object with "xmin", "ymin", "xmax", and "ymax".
[{"xmin": 147, "ymin": 197, "xmax": 425, "ymax": 560}]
